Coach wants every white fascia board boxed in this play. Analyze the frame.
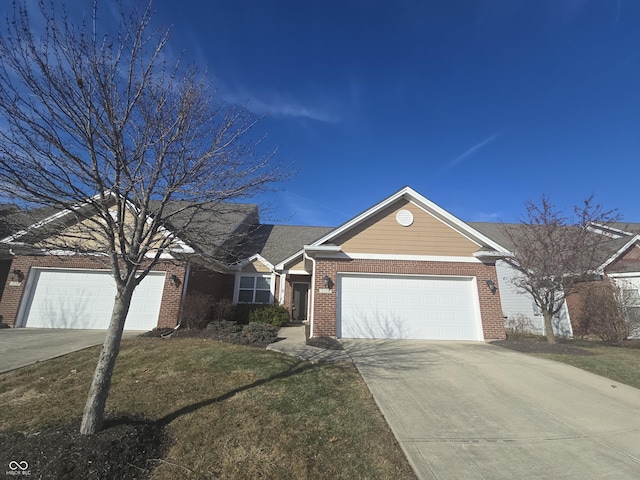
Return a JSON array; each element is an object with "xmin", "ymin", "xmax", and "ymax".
[
  {"xmin": 1, "ymin": 191, "xmax": 197, "ymax": 255},
  {"xmin": 342, "ymin": 252, "xmax": 482, "ymax": 263},
  {"xmin": 607, "ymin": 272, "xmax": 640, "ymax": 278},
  {"xmin": 587, "ymin": 222, "xmax": 633, "ymax": 238},
  {"xmin": 597, "ymin": 235, "xmax": 640, "ymax": 273},
  {"xmin": 307, "ymin": 186, "xmax": 510, "ymax": 253},
  {"xmin": 303, "ymin": 244, "xmax": 343, "ymax": 257},
  {"xmin": 0, "ymin": 191, "xmax": 112, "ymax": 243},
  {"xmin": 275, "ymin": 251, "xmax": 304, "ymax": 271},
  {"xmin": 231, "ymin": 253, "xmax": 274, "ymax": 271},
  {"xmin": 473, "ymin": 250, "xmax": 513, "ymax": 259}
]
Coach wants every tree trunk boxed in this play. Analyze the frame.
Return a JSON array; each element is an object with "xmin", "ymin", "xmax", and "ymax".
[
  {"xmin": 542, "ymin": 309, "xmax": 556, "ymax": 344},
  {"xmin": 80, "ymin": 285, "xmax": 134, "ymax": 434}
]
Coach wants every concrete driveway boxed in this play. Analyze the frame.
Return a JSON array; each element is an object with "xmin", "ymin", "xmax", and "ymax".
[
  {"xmin": 0, "ymin": 328, "xmax": 143, "ymax": 373},
  {"xmin": 342, "ymin": 340, "xmax": 640, "ymax": 480}
]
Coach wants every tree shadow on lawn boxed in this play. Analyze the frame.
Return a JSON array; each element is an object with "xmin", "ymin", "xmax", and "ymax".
[{"xmin": 155, "ymin": 357, "xmax": 314, "ymax": 426}]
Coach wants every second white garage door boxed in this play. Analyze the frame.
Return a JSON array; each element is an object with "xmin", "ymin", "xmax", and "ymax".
[
  {"xmin": 19, "ymin": 269, "xmax": 166, "ymax": 330},
  {"xmin": 337, "ymin": 274, "xmax": 483, "ymax": 340}
]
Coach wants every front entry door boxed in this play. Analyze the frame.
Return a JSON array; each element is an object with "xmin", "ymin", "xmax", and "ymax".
[{"xmin": 292, "ymin": 283, "xmax": 309, "ymax": 321}]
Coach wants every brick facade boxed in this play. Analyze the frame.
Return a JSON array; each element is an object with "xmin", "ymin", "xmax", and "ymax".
[
  {"xmin": 0, "ymin": 255, "xmax": 188, "ymax": 328},
  {"xmin": 310, "ymin": 257, "xmax": 505, "ymax": 340},
  {"xmin": 281, "ymin": 274, "xmax": 311, "ymax": 318}
]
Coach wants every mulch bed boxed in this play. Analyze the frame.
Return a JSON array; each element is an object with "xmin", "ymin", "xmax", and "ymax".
[
  {"xmin": 490, "ymin": 340, "xmax": 596, "ymax": 355},
  {"xmin": 0, "ymin": 417, "xmax": 170, "ymax": 480},
  {"xmin": 139, "ymin": 321, "xmax": 280, "ymax": 348}
]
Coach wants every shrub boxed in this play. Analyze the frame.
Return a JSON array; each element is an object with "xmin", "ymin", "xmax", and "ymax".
[
  {"xmin": 180, "ymin": 293, "xmax": 215, "ymax": 329},
  {"xmin": 206, "ymin": 320, "xmax": 243, "ymax": 335},
  {"xmin": 576, "ymin": 282, "xmax": 639, "ymax": 343},
  {"xmin": 248, "ymin": 303, "xmax": 290, "ymax": 327},
  {"xmin": 233, "ymin": 304, "xmax": 263, "ymax": 324},
  {"xmin": 211, "ymin": 298, "xmax": 235, "ymax": 322},
  {"xmin": 504, "ymin": 314, "xmax": 536, "ymax": 339},
  {"xmin": 232, "ymin": 322, "xmax": 279, "ymax": 347}
]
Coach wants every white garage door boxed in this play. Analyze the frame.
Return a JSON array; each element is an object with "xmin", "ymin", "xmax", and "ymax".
[
  {"xmin": 337, "ymin": 274, "xmax": 482, "ymax": 340},
  {"xmin": 19, "ymin": 269, "xmax": 166, "ymax": 330}
]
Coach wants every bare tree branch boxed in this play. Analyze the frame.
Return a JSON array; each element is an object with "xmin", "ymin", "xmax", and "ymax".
[
  {"xmin": 0, "ymin": 0, "xmax": 288, "ymax": 434},
  {"xmin": 503, "ymin": 195, "xmax": 620, "ymax": 343}
]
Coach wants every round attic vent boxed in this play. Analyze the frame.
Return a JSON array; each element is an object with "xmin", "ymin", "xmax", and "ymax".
[{"xmin": 396, "ymin": 209, "xmax": 414, "ymax": 227}]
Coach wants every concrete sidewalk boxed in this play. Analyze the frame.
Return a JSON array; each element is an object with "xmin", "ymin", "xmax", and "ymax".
[{"xmin": 267, "ymin": 325, "xmax": 352, "ymax": 363}]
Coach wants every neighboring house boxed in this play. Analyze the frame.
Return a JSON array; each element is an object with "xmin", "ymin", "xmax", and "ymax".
[
  {"xmin": 469, "ymin": 222, "xmax": 574, "ymax": 337},
  {"xmin": 2, "ymin": 186, "xmax": 637, "ymax": 341},
  {"xmin": 0, "ymin": 199, "xmax": 259, "ymax": 331},
  {"xmin": 582, "ymin": 222, "xmax": 640, "ymax": 333},
  {"xmin": 232, "ymin": 187, "xmax": 511, "ymax": 341}
]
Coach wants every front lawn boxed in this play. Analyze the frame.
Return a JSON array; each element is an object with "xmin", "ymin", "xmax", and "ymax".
[
  {"xmin": 494, "ymin": 339, "xmax": 640, "ymax": 390},
  {"xmin": 0, "ymin": 337, "xmax": 415, "ymax": 479}
]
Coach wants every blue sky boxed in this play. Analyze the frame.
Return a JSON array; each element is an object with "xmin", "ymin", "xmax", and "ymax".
[{"xmin": 9, "ymin": 1, "xmax": 640, "ymax": 227}]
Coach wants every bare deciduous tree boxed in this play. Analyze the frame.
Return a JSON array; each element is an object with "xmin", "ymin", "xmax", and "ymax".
[
  {"xmin": 0, "ymin": 1, "xmax": 285, "ymax": 434},
  {"xmin": 503, "ymin": 195, "xmax": 619, "ymax": 344}
]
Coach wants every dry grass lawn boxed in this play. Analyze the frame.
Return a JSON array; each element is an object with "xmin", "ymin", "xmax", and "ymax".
[
  {"xmin": 530, "ymin": 341, "xmax": 640, "ymax": 390},
  {"xmin": 0, "ymin": 337, "xmax": 415, "ymax": 479}
]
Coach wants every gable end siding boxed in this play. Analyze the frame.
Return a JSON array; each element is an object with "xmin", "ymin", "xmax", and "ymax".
[{"xmin": 332, "ymin": 199, "xmax": 480, "ymax": 257}]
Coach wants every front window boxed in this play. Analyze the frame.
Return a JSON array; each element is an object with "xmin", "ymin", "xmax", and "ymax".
[{"xmin": 238, "ymin": 275, "xmax": 272, "ymax": 303}]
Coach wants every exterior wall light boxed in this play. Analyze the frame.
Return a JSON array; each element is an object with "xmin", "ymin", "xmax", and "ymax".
[
  {"xmin": 10, "ymin": 269, "xmax": 24, "ymax": 282},
  {"xmin": 169, "ymin": 274, "xmax": 181, "ymax": 286},
  {"xmin": 322, "ymin": 275, "xmax": 333, "ymax": 289},
  {"xmin": 485, "ymin": 279, "xmax": 497, "ymax": 294}
]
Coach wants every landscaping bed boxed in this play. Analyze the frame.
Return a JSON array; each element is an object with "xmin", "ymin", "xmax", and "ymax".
[
  {"xmin": 140, "ymin": 321, "xmax": 279, "ymax": 348},
  {"xmin": 1, "ymin": 417, "xmax": 169, "ymax": 480}
]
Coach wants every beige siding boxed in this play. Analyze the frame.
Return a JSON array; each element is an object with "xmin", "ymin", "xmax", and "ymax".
[
  {"xmin": 241, "ymin": 259, "xmax": 272, "ymax": 273},
  {"xmin": 333, "ymin": 199, "xmax": 479, "ymax": 257},
  {"xmin": 35, "ymin": 207, "xmax": 177, "ymax": 253},
  {"xmin": 286, "ymin": 258, "xmax": 308, "ymax": 272}
]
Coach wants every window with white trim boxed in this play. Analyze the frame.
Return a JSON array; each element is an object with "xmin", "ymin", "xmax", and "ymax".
[{"xmin": 238, "ymin": 275, "xmax": 272, "ymax": 303}]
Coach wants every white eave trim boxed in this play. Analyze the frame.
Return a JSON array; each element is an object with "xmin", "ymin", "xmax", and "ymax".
[
  {"xmin": 597, "ymin": 234, "xmax": 640, "ymax": 273},
  {"xmin": 231, "ymin": 253, "xmax": 274, "ymax": 271},
  {"xmin": 587, "ymin": 222, "xmax": 633, "ymax": 239},
  {"xmin": 303, "ymin": 244, "xmax": 342, "ymax": 258},
  {"xmin": 0, "ymin": 191, "xmax": 197, "ymax": 255},
  {"xmin": 607, "ymin": 272, "xmax": 640, "ymax": 278},
  {"xmin": 473, "ymin": 250, "xmax": 512, "ymax": 259}
]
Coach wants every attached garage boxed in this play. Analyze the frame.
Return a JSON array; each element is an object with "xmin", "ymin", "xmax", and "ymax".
[
  {"xmin": 17, "ymin": 268, "xmax": 166, "ymax": 330},
  {"xmin": 337, "ymin": 274, "xmax": 483, "ymax": 340}
]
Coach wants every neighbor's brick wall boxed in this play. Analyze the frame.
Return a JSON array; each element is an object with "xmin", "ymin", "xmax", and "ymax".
[
  {"xmin": 0, "ymin": 255, "xmax": 187, "ymax": 328},
  {"xmin": 311, "ymin": 258, "xmax": 505, "ymax": 340}
]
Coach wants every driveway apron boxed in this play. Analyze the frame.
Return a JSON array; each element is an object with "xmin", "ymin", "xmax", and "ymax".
[
  {"xmin": 0, "ymin": 329, "xmax": 142, "ymax": 373},
  {"xmin": 342, "ymin": 340, "xmax": 640, "ymax": 480}
]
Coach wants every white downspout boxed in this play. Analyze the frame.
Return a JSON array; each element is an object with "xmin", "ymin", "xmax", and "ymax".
[
  {"xmin": 175, "ymin": 261, "xmax": 191, "ymax": 329},
  {"xmin": 277, "ymin": 271, "xmax": 286, "ymax": 305},
  {"xmin": 304, "ymin": 250, "xmax": 316, "ymax": 338}
]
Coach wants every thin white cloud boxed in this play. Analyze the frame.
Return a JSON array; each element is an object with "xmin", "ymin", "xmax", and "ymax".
[
  {"xmin": 222, "ymin": 90, "xmax": 341, "ymax": 124},
  {"xmin": 445, "ymin": 130, "xmax": 504, "ymax": 170}
]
